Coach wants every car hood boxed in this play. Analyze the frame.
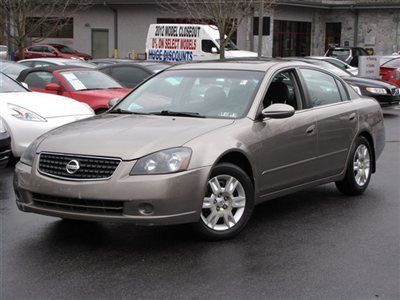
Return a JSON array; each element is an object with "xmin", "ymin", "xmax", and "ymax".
[
  {"xmin": 343, "ymin": 76, "xmax": 397, "ymax": 89},
  {"xmin": 225, "ymin": 50, "xmax": 257, "ymax": 58},
  {"xmin": 37, "ymin": 114, "xmax": 234, "ymax": 160},
  {"xmin": 1, "ymin": 92, "xmax": 94, "ymax": 118}
]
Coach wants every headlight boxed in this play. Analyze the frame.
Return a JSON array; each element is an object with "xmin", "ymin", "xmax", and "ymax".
[
  {"xmin": 0, "ymin": 118, "xmax": 6, "ymax": 134},
  {"xmin": 131, "ymin": 147, "xmax": 192, "ymax": 175},
  {"xmin": 365, "ymin": 87, "xmax": 388, "ymax": 94},
  {"xmin": 350, "ymin": 85, "xmax": 362, "ymax": 95},
  {"xmin": 20, "ymin": 135, "xmax": 46, "ymax": 166},
  {"xmin": 8, "ymin": 104, "xmax": 46, "ymax": 122}
]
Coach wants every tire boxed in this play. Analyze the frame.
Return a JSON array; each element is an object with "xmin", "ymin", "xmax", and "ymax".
[
  {"xmin": 335, "ymin": 136, "xmax": 373, "ymax": 196},
  {"xmin": 192, "ymin": 163, "xmax": 255, "ymax": 241}
]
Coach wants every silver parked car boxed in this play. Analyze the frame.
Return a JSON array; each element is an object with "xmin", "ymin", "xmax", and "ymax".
[{"xmin": 14, "ymin": 59, "xmax": 385, "ymax": 240}]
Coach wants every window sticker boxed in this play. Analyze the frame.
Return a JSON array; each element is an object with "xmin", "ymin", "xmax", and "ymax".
[
  {"xmin": 218, "ymin": 112, "xmax": 237, "ymax": 118},
  {"xmin": 62, "ymin": 72, "xmax": 87, "ymax": 90}
]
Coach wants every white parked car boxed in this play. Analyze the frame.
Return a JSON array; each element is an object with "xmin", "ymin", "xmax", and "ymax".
[
  {"xmin": 0, "ymin": 60, "xmax": 29, "ymax": 79},
  {"xmin": 0, "ymin": 45, "xmax": 8, "ymax": 60},
  {"xmin": 0, "ymin": 72, "xmax": 94, "ymax": 157},
  {"xmin": 307, "ymin": 56, "xmax": 358, "ymax": 76},
  {"xmin": 18, "ymin": 58, "xmax": 96, "ymax": 69}
]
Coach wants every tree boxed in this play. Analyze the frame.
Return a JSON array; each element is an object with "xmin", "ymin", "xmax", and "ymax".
[
  {"xmin": 0, "ymin": 0, "xmax": 92, "ymax": 59},
  {"xmin": 159, "ymin": 0, "xmax": 275, "ymax": 59}
]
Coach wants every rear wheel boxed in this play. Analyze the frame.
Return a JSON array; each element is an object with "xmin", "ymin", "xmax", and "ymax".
[
  {"xmin": 193, "ymin": 163, "xmax": 254, "ymax": 240},
  {"xmin": 335, "ymin": 136, "xmax": 373, "ymax": 195}
]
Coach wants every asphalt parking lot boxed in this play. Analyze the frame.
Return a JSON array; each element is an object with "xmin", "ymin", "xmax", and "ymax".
[{"xmin": 1, "ymin": 106, "xmax": 399, "ymax": 300}]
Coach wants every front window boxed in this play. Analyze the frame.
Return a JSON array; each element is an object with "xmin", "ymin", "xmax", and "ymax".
[
  {"xmin": 53, "ymin": 45, "xmax": 77, "ymax": 54},
  {"xmin": 59, "ymin": 70, "xmax": 122, "ymax": 91},
  {"xmin": 115, "ymin": 69, "xmax": 263, "ymax": 119},
  {"xmin": 0, "ymin": 73, "xmax": 28, "ymax": 93}
]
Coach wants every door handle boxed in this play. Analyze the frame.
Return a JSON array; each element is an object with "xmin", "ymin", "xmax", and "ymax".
[
  {"xmin": 348, "ymin": 112, "xmax": 356, "ymax": 121},
  {"xmin": 306, "ymin": 124, "xmax": 316, "ymax": 135}
]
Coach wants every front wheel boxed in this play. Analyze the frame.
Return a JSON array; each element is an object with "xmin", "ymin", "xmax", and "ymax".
[
  {"xmin": 335, "ymin": 136, "xmax": 373, "ymax": 195},
  {"xmin": 193, "ymin": 163, "xmax": 254, "ymax": 241}
]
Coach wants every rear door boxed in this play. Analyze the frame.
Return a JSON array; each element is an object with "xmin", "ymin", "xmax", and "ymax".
[{"xmin": 298, "ymin": 68, "xmax": 358, "ymax": 178}]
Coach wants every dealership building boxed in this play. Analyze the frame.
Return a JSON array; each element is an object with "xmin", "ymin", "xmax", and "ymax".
[{"xmin": 27, "ymin": 0, "xmax": 400, "ymax": 59}]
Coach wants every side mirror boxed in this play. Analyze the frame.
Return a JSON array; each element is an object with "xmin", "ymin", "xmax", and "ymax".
[
  {"xmin": 21, "ymin": 82, "xmax": 29, "ymax": 89},
  {"xmin": 261, "ymin": 103, "xmax": 295, "ymax": 119},
  {"xmin": 211, "ymin": 47, "xmax": 219, "ymax": 54},
  {"xmin": 45, "ymin": 83, "xmax": 61, "ymax": 92},
  {"xmin": 108, "ymin": 98, "xmax": 120, "ymax": 108}
]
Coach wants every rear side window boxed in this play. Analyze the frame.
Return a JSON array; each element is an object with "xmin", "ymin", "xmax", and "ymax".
[
  {"xmin": 299, "ymin": 69, "xmax": 342, "ymax": 107},
  {"xmin": 336, "ymin": 79, "xmax": 349, "ymax": 101},
  {"xmin": 111, "ymin": 66, "xmax": 151, "ymax": 88},
  {"xmin": 28, "ymin": 46, "xmax": 42, "ymax": 52},
  {"xmin": 24, "ymin": 71, "xmax": 57, "ymax": 89}
]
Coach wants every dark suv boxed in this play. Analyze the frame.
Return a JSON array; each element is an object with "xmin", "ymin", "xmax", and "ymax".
[{"xmin": 325, "ymin": 47, "xmax": 369, "ymax": 67}]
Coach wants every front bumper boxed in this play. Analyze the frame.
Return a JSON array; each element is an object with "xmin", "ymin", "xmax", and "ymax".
[
  {"xmin": 366, "ymin": 93, "xmax": 400, "ymax": 105},
  {"xmin": 14, "ymin": 158, "xmax": 211, "ymax": 225},
  {"xmin": 0, "ymin": 132, "xmax": 11, "ymax": 168}
]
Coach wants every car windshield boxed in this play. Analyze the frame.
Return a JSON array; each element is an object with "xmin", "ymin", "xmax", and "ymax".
[
  {"xmin": 59, "ymin": 70, "xmax": 122, "ymax": 91},
  {"xmin": 382, "ymin": 58, "xmax": 400, "ymax": 68},
  {"xmin": 53, "ymin": 45, "xmax": 77, "ymax": 54},
  {"xmin": 307, "ymin": 60, "xmax": 352, "ymax": 77},
  {"xmin": 0, "ymin": 61, "xmax": 28, "ymax": 77},
  {"xmin": 216, "ymin": 39, "xmax": 239, "ymax": 51},
  {"xmin": 326, "ymin": 49, "xmax": 350, "ymax": 61},
  {"xmin": 114, "ymin": 69, "xmax": 263, "ymax": 119},
  {"xmin": 0, "ymin": 73, "xmax": 28, "ymax": 93}
]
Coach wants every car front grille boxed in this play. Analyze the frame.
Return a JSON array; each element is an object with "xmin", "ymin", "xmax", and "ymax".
[
  {"xmin": 38, "ymin": 152, "xmax": 121, "ymax": 180},
  {"xmin": 32, "ymin": 193, "xmax": 124, "ymax": 216}
]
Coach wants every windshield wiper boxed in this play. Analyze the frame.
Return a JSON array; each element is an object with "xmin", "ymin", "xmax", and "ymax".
[
  {"xmin": 109, "ymin": 108, "xmax": 150, "ymax": 115},
  {"xmin": 149, "ymin": 110, "xmax": 206, "ymax": 118}
]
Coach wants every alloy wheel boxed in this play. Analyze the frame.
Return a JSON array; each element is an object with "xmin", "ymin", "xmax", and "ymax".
[{"xmin": 201, "ymin": 174, "xmax": 246, "ymax": 231}]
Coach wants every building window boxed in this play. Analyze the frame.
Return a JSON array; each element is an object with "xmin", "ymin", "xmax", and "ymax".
[
  {"xmin": 325, "ymin": 22, "xmax": 341, "ymax": 51},
  {"xmin": 273, "ymin": 20, "xmax": 311, "ymax": 57},
  {"xmin": 27, "ymin": 18, "xmax": 73, "ymax": 38},
  {"xmin": 253, "ymin": 17, "xmax": 270, "ymax": 36}
]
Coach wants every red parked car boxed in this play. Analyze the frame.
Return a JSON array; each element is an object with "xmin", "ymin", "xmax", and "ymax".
[
  {"xmin": 15, "ymin": 44, "xmax": 91, "ymax": 61},
  {"xmin": 380, "ymin": 57, "xmax": 400, "ymax": 87},
  {"xmin": 17, "ymin": 66, "xmax": 131, "ymax": 114}
]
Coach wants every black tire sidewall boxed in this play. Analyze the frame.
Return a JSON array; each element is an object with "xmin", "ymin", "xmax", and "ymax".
[{"xmin": 193, "ymin": 163, "xmax": 255, "ymax": 240}]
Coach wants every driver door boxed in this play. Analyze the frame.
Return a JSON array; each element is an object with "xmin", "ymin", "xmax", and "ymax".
[{"xmin": 254, "ymin": 69, "xmax": 319, "ymax": 196}]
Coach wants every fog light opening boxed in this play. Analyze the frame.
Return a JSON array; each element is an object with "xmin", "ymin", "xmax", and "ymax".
[{"xmin": 138, "ymin": 203, "xmax": 154, "ymax": 215}]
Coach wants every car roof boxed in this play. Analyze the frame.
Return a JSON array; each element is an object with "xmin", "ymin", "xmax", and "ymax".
[
  {"xmin": 168, "ymin": 58, "xmax": 313, "ymax": 72},
  {"xmin": 17, "ymin": 65, "xmax": 92, "ymax": 80},
  {"xmin": 19, "ymin": 58, "xmax": 80, "ymax": 63}
]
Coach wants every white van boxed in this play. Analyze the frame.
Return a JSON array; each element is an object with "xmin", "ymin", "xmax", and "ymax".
[{"xmin": 145, "ymin": 24, "xmax": 257, "ymax": 62}]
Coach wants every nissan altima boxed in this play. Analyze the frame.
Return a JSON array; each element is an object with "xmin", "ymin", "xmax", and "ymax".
[{"xmin": 14, "ymin": 59, "xmax": 385, "ymax": 240}]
